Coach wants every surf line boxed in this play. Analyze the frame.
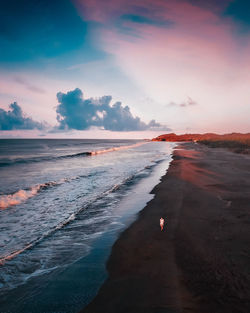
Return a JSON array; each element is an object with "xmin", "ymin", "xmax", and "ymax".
[{"xmin": 90, "ymin": 141, "xmax": 148, "ymax": 155}]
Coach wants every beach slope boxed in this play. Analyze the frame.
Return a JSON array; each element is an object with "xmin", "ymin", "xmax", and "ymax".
[{"xmin": 81, "ymin": 143, "xmax": 250, "ymax": 313}]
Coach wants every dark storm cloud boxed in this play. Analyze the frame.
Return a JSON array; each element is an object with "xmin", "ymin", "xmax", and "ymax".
[
  {"xmin": 0, "ymin": 102, "xmax": 44, "ymax": 130},
  {"xmin": 56, "ymin": 88, "xmax": 170, "ymax": 131}
]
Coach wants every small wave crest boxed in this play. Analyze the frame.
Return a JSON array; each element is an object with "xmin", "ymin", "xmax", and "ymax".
[
  {"xmin": 0, "ymin": 180, "xmax": 66, "ymax": 210},
  {"xmin": 90, "ymin": 142, "xmax": 146, "ymax": 155},
  {"xmin": 0, "ymin": 244, "xmax": 33, "ymax": 265},
  {"xmin": 0, "ymin": 170, "xmax": 107, "ymax": 210}
]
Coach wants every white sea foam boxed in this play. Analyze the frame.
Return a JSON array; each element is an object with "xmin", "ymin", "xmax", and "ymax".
[
  {"xmin": 0, "ymin": 186, "xmax": 41, "ymax": 209},
  {"xmin": 0, "ymin": 180, "xmax": 66, "ymax": 210},
  {"xmin": 90, "ymin": 141, "xmax": 147, "ymax": 155}
]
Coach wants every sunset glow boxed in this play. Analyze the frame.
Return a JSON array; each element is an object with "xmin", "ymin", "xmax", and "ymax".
[{"xmin": 1, "ymin": 0, "xmax": 250, "ymax": 137}]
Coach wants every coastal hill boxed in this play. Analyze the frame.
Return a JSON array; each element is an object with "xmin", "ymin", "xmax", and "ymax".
[
  {"xmin": 152, "ymin": 133, "xmax": 250, "ymax": 153},
  {"xmin": 152, "ymin": 132, "xmax": 250, "ymax": 143}
]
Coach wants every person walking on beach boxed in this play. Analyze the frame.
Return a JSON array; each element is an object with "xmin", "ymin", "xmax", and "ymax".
[{"xmin": 160, "ymin": 217, "xmax": 164, "ymax": 231}]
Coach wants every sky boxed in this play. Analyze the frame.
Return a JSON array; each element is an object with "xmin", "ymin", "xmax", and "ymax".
[{"xmin": 0, "ymin": 0, "xmax": 250, "ymax": 138}]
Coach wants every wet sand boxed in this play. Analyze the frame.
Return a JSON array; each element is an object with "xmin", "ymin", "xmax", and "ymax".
[{"xmin": 81, "ymin": 143, "xmax": 250, "ymax": 313}]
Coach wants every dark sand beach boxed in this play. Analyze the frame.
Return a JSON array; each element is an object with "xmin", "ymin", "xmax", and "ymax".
[{"xmin": 81, "ymin": 142, "xmax": 250, "ymax": 313}]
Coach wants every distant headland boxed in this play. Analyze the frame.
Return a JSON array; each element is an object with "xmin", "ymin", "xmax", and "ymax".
[{"xmin": 152, "ymin": 133, "xmax": 250, "ymax": 154}]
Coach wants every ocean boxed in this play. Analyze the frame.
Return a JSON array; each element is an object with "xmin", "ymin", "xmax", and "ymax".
[{"xmin": 0, "ymin": 139, "xmax": 175, "ymax": 313}]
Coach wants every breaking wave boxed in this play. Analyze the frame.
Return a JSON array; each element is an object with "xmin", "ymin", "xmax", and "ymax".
[
  {"xmin": 0, "ymin": 182, "xmax": 58, "ymax": 210},
  {"xmin": 0, "ymin": 142, "xmax": 147, "ymax": 209},
  {"xmin": 90, "ymin": 142, "xmax": 146, "ymax": 155},
  {"xmin": 0, "ymin": 142, "xmax": 147, "ymax": 167},
  {"xmin": 0, "ymin": 159, "xmax": 162, "ymax": 265},
  {"xmin": 0, "ymin": 176, "xmax": 79, "ymax": 210}
]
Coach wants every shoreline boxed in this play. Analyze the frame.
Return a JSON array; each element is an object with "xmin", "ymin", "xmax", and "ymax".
[{"xmin": 81, "ymin": 142, "xmax": 250, "ymax": 313}]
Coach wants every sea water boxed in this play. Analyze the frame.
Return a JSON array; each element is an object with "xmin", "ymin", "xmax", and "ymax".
[{"xmin": 0, "ymin": 139, "xmax": 174, "ymax": 312}]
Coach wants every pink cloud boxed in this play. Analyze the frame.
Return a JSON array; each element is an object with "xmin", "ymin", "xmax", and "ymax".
[
  {"xmin": 73, "ymin": 0, "xmax": 129, "ymax": 23},
  {"xmin": 73, "ymin": 0, "xmax": 250, "ymax": 133},
  {"xmin": 74, "ymin": 0, "xmax": 231, "ymax": 22}
]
